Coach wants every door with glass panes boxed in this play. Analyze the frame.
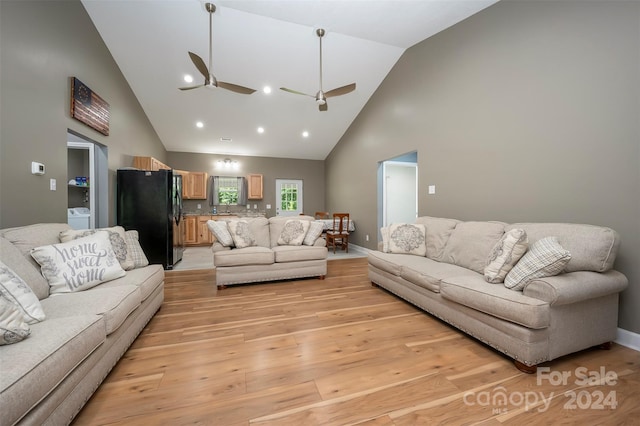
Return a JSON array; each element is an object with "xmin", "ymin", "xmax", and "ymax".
[{"xmin": 275, "ymin": 179, "xmax": 303, "ymax": 216}]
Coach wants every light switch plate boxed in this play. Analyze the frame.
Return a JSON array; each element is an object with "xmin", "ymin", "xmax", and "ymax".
[{"xmin": 428, "ymin": 185, "xmax": 436, "ymax": 195}]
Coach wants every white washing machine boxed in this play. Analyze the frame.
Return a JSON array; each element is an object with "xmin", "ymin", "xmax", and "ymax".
[{"xmin": 67, "ymin": 207, "xmax": 91, "ymax": 230}]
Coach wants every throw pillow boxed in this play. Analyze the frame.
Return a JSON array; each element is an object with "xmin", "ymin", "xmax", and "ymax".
[
  {"xmin": 207, "ymin": 220, "xmax": 234, "ymax": 247},
  {"xmin": 31, "ymin": 231, "xmax": 126, "ymax": 294},
  {"xmin": 484, "ymin": 229, "xmax": 528, "ymax": 284},
  {"xmin": 388, "ymin": 223, "xmax": 427, "ymax": 256},
  {"xmin": 124, "ymin": 230, "xmax": 149, "ymax": 268},
  {"xmin": 0, "ymin": 260, "xmax": 45, "ymax": 324},
  {"xmin": 59, "ymin": 226, "xmax": 135, "ymax": 271},
  {"xmin": 303, "ymin": 221, "xmax": 324, "ymax": 246},
  {"xmin": 227, "ymin": 221, "xmax": 256, "ymax": 249},
  {"xmin": 380, "ymin": 226, "xmax": 390, "ymax": 253},
  {"xmin": 278, "ymin": 220, "xmax": 311, "ymax": 246},
  {"xmin": 504, "ymin": 236, "xmax": 571, "ymax": 291},
  {"xmin": 0, "ymin": 298, "xmax": 31, "ymax": 345}
]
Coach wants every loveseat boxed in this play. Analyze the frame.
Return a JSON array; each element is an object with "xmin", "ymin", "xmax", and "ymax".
[
  {"xmin": 209, "ymin": 215, "xmax": 328, "ymax": 287},
  {"xmin": 0, "ymin": 223, "xmax": 164, "ymax": 425},
  {"xmin": 368, "ymin": 216, "xmax": 628, "ymax": 372}
]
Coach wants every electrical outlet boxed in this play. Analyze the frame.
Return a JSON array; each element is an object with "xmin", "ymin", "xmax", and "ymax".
[
  {"xmin": 197, "ymin": 204, "xmax": 201, "ymax": 209},
  {"xmin": 49, "ymin": 179, "xmax": 56, "ymax": 191}
]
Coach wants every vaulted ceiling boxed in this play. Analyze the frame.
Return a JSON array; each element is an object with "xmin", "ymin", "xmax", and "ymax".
[{"xmin": 82, "ymin": 0, "xmax": 497, "ymax": 160}]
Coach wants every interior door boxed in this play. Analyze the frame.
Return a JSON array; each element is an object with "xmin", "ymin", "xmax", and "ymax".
[
  {"xmin": 275, "ymin": 179, "xmax": 303, "ymax": 216},
  {"xmin": 383, "ymin": 161, "xmax": 418, "ymax": 226}
]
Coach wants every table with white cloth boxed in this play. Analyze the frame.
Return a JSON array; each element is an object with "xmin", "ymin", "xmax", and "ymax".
[{"xmin": 317, "ymin": 219, "xmax": 355, "ymax": 232}]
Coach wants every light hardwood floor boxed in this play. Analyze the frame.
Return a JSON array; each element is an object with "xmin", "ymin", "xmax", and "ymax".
[{"xmin": 73, "ymin": 258, "xmax": 640, "ymax": 425}]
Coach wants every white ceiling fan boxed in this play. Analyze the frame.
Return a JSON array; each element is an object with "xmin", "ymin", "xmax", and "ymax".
[
  {"xmin": 179, "ymin": 3, "xmax": 256, "ymax": 94},
  {"xmin": 280, "ymin": 28, "xmax": 356, "ymax": 111}
]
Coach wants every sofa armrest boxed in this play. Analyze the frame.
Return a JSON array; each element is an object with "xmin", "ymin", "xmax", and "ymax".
[{"xmin": 523, "ymin": 270, "xmax": 628, "ymax": 306}]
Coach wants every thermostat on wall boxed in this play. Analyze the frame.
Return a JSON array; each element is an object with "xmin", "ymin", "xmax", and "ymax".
[{"xmin": 31, "ymin": 162, "xmax": 45, "ymax": 175}]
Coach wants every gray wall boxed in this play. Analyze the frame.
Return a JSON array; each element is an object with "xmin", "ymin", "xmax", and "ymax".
[
  {"xmin": 167, "ymin": 152, "xmax": 325, "ymax": 217},
  {"xmin": 0, "ymin": 0, "xmax": 166, "ymax": 228},
  {"xmin": 326, "ymin": 0, "xmax": 640, "ymax": 333}
]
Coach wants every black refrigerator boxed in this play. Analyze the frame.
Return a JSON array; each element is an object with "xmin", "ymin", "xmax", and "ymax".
[{"xmin": 117, "ymin": 169, "xmax": 184, "ymax": 270}]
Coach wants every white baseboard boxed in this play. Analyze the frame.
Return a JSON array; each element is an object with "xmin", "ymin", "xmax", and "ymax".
[{"xmin": 616, "ymin": 328, "xmax": 640, "ymax": 352}]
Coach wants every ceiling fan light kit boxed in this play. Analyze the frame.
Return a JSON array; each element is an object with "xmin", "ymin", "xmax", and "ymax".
[
  {"xmin": 179, "ymin": 3, "xmax": 256, "ymax": 95},
  {"xmin": 280, "ymin": 28, "xmax": 356, "ymax": 112}
]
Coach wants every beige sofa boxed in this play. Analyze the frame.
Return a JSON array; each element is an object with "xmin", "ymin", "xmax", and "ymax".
[
  {"xmin": 0, "ymin": 223, "xmax": 164, "ymax": 425},
  {"xmin": 368, "ymin": 216, "xmax": 628, "ymax": 372},
  {"xmin": 212, "ymin": 215, "xmax": 328, "ymax": 287}
]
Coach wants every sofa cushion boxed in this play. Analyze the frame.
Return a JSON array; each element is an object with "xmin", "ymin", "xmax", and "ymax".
[
  {"xmin": 59, "ymin": 226, "xmax": 135, "ymax": 271},
  {"xmin": 273, "ymin": 245, "xmax": 328, "ymax": 263},
  {"xmin": 99, "ymin": 264, "xmax": 164, "ymax": 302},
  {"xmin": 1, "ymin": 223, "xmax": 71, "ymax": 271},
  {"xmin": 440, "ymin": 221, "xmax": 506, "ymax": 274},
  {"xmin": 0, "ymin": 260, "xmax": 45, "ymax": 324},
  {"xmin": 386, "ymin": 223, "xmax": 427, "ymax": 256},
  {"xmin": 278, "ymin": 220, "xmax": 310, "ymax": 246},
  {"xmin": 399, "ymin": 257, "xmax": 481, "ymax": 293},
  {"xmin": 246, "ymin": 217, "xmax": 271, "ymax": 248},
  {"xmin": 0, "ymin": 237, "xmax": 49, "ymax": 300},
  {"xmin": 484, "ymin": 228, "xmax": 528, "ymax": 284},
  {"xmin": 0, "ymin": 298, "xmax": 30, "ymax": 345},
  {"xmin": 206, "ymin": 220, "xmax": 234, "ymax": 247},
  {"xmin": 30, "ymin": 231, "xmax": 126, "ymax": 294},
  {"xmin": 415, "ymin": 216, "xmax": 460, "ymax": 260},
  {"xmin": 303, "ymin": 221, "xmax": 324, "ymax": 246},
  {"xmin": 505, "ymin": 237, "xmax": 571, "ymax": 291},
  {"xmin": 124, "ymin": 230, "xmax": 149, "ymax": 268},
  {"xmin": 269, "ymin": 215, "xmax": 315, "ymax": 248},
  {"xmin": 214, "ymin": 246, "xmax": 274, "ymax": 267},
  {"xmin": 41, "ymin": 284, "xmax": 141, "ymax": 335},
  {"xmin": 440, "ymin": 275, "xmax": 550, "ymax": 329},
  {"xmin": 227, "ymin": 220, "xmax": 256, "ymax": 248},
  {"xmin": 506, "ymin": 223, "xmax": 619, "ymax": 273},
  {"xmin": 0, "ymin": 315, "xmax": 105, "ymax": 426},
  {"xmin": 368, "ymin": 251, "xmax": 404, "ymax": 277}
]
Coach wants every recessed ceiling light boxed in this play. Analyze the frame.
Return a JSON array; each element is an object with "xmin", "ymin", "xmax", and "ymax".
[
  {"xmin": 302, "ymin": 131, "xmax": 309, "ymax": 138},
  {"xmin": 257, "ymin": 127, "xmax": 265, "ymax": 134},
  {"xmin": 263, "ymin": 86, "xmax": 272, "ymax": 94},
  {"xmin": 196, "ymin": 121, "xmax": 204, "ymax": 128},
  {"xmin": 184, "ymin": 74, "xmax": 194, "ymax": 83},
  {"xmin": 220, "ymin": 137, "xmax": 232, "ymax": 142}
]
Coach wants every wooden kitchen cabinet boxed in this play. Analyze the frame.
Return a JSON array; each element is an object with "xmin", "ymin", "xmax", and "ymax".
[
  {"xmin": 184, "ymin": 216, "xmax": 198, "ymax": 245},
  {"xmin": 175, "ymin": 170, "xmax": 208, "ymax": 200},
  {"xmin": 198, "ymin": 216, "xmax": 215, "ymax": 245},
  {"xmin": 247, "ymin": 174, "xmax": 263, "ymax": 199},
  {"xmin": 133, "ymin": 156, "xmax": 171, "ymax": 171}
]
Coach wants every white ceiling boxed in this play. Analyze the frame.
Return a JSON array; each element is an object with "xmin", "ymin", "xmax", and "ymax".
[{"xmin": 82, "ymin": 0, "xmax": 497, "ymax": 160}]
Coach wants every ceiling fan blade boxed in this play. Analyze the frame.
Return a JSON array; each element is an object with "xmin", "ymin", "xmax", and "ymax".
[
  {"xmin": 188, "ymin": 52, "xmax": 209, "ymax": 79},
  {"xmin": 218, "ymin": 81, "xmax": 256, "ymax": 95},
  {"xmin": 179, "ymin": 84, "xmax": 205, "ymax": 91},
  {"xmin": 319, "ymin": 102, "xmax": 328, "ymax": 112},
  {"xmin": 325, "ymin": 83, "xmax": 356, "ymax": 98},
  {"xmin": 280, "ymin": 87, "xmax": 315, "ymax": 98}
]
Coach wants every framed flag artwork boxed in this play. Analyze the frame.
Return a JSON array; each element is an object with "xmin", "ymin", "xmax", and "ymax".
[{"xmin": 70, "ymin": 77, "xmax": 110, "ymax": 136}]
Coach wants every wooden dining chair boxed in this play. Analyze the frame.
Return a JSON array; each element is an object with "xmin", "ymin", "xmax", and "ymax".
[{"xmin": 326, "ymin": 213, "xmax": 350, "ymax": 253}]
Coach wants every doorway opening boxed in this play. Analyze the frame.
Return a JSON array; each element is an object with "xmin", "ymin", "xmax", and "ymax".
[
  {"xmin": 377, "ymin": 151, "xmax": 418, "ymax": 237},
  {"xmin": 67, "ymin": 130, "xmax": 109, "ymax": 229}
]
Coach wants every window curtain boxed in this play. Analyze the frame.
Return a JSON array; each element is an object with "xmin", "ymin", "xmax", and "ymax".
[
  {"xmin": 208, "ymin": 175, "xmax": 219, "ymax": 206},
  {"xmin": 237, "ymin": 177, "xmax": 248, "ymax": 206}
]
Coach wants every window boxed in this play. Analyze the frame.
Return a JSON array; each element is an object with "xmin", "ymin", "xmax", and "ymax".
[{"xmin": 218, "ymin": 177, "xmax": 239, "ymax": 205}]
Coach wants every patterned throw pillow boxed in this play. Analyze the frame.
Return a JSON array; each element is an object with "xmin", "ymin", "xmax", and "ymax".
[
  {"xmin": 388, "ymin": 223, "xmax": 427, "ymax": 256},
  {"xmin": 59, "ymin": 226, "xmax": 135, "ymax": 271},
  {"xmin": 504, "ymin": 236, "xmax": 571, "ymax": 291},
  {"xmin": 207, "ymin": 220, "xmax": 234, "ymax": 247},
  {"xmin": 303, "ymin": 221, "xmax": 324, "ymax": 246},
  {"xmin": 0, "ymin": 260, "xmax": 45, "ymax": 324},
  {"xmin": 31, "ymin": 231, "xmax": 126, "ymax": 294},
  {"xmin": 0, "ymin": 298, "xmax": 31, "ymax": 345},
  {"xmin": 227, "ymin": 221, "xmax": 256, "ymax": 249},
  {"xmin": 380, "ymin": 226, "xmax": 390, "ymax": 252},
  {"xmin": 124, "ymin": 230, "xmax": 149, "ymax": 269},
  {"xmin": 484, "ymin": 229, "xmax": 528, "ymax": 283},
  {"xmin": 278, "ymin": 220, "xmax": 311, "ymax": 246}
]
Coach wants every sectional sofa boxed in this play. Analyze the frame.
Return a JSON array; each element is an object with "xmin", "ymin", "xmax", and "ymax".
[
  {"xmin": 0, "ymin": 223, "xmax": 164, "ymax": 425},
  {"xmin": 368, "ymin": 216, "xmax": 628, "ymax": 372}
]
